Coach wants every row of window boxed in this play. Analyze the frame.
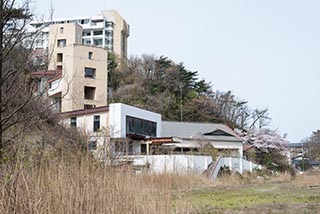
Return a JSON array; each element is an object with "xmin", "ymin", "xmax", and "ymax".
[
  {"xmin": 126, "ymin": 116, "xmax": 157, "ymax": 137},
  {"xmin": 82, "ymin": 39, "xmax": 113, "ymax": 46},
  {"xmin": 39, "ymin": 19, "xmax": 113, "ymax": 27},
  {"xmin": 82, "ymin": 30, "xmax": 113, "ymax": 37},
  {"xmin": 70, "ymin": 115, "xmax": 100, "ymax": 132},
  {"xmin": 56, "ymin": 51, "xmax": 93, "ymax": 63},
  {"xmin": 58, "ymin": 37, "xmax": 112, "ymax": 48}
]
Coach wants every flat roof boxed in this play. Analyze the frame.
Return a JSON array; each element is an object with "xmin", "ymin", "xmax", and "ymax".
[{"xmin": 63, "ymin": 106, "xmax": 109, "ymax": 117}]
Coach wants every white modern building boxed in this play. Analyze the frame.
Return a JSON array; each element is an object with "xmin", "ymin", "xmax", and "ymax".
[
  {"xmin": 109, "ymin": 103, "xmax": 161, "ymax": 139},
  {"xmin": 30, "ymin": 10, "xmax": 130, "ymax": 59},
  {"xmin": 63, "ymin": 103, "xmax": 161, "ymax": 154}
]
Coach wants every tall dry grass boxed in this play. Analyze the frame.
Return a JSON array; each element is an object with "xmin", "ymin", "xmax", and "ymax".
[
  {"xmin": 292, "ymin": 172, "xmax": 320, "ymax": 188},
  {"xmin": 0, "ymin": 145, "xmax": 212, "ymax": 214}
]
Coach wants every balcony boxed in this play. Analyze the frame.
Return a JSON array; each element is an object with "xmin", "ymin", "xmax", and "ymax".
[{"xmin": 48, "ymin": 78, "xmax": 62, "ymax": 97}]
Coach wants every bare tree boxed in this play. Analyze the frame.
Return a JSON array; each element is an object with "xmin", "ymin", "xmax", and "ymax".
[
  {"xmin": 249, "ymin": 108, "xmax": 271, "ymax": 129},
  {"xmin": 0, "ymin": 0, "xmax": 48, "ymax": 155}
]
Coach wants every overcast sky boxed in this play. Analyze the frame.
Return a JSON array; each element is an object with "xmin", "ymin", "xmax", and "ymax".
[{"xmin": 30, "ymin": 0, "xmax": 320, "ymax": 143}]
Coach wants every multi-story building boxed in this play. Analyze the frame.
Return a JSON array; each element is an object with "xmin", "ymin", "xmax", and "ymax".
[
  {"xmin": 33, "ymin": 23, "xmax": 108, "ymax": 112},
  {"xmin": 30, "ymin": 10, "xmax": 130, "ymax": 59}
]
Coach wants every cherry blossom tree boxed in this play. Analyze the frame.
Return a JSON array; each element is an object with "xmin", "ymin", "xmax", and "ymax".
[{"xmin": 240, "ymin": 128, "xmax": 288, "ymax": 153}]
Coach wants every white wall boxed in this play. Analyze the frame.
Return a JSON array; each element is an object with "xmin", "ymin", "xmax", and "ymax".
[
  {"xmin": 64, "ymin": 111, "xmax": 108, "ymax": 132},
  {"xmin": 74, "ymin": 112, "xmax": 108, "ymax": 134},
  {"xmin": 48, "ymin": 78, "xmax": 62, "ymax": 96},
  {"xmin": 109, "ymin": 103, "xmax": 162, "ymax": 138},
  {"xmin": 129, "ymin": 155, "xmax": 212, "ymax": 174}
]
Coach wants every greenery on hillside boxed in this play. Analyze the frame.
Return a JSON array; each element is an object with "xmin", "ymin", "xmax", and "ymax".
[{"xmin": 108, "ymin": 54, "xmax": 269, "ymax": 129}]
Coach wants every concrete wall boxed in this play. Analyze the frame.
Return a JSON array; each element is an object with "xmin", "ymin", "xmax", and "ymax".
[
  {"xmin": 129, "ymin": 155, "xmax": 212, "ymax": 174},
  {"xmin": 109, "ymin": 103, "xmax": 162, "ymax": 138},
  {"xmin": 102, "ymin": 10, "xmax": 130, "ymax": 58},
  {"xmin": 210, "ymin": 157, "xmax": 260, "ymax": 179}
]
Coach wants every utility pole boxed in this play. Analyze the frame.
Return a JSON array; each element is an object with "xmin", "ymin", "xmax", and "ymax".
[{"xmin": 180, "ymin": 83, "xmax": 183, "ymax": 122}]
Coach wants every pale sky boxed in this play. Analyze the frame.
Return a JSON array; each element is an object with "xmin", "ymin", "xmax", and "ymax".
[{"xmin": 31, "ymin": 0, "xmax": 320, "ymax": 143}]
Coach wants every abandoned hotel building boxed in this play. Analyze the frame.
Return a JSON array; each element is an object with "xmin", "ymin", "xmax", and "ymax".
[{"xmin": 30, "ymin": 10, "xmax": 250, "ymax": 174}]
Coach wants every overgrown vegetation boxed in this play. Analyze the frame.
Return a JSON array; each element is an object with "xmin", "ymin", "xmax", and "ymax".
[
  {"xmin": 303, "ymin": 130, "xmax": 320, "ymax": 161},
  {"xmin": 108, "ymin": 54, "xmax": 270, "ymax": 129}
]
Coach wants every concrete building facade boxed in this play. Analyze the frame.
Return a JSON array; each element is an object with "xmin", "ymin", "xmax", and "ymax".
[
  {"xmin": 33, "ymin": 23, "xmax": 108, "ymax": 113},
  {"xmin": 30, "ymin": 10, "xmax": 130, "ymax": 59}
]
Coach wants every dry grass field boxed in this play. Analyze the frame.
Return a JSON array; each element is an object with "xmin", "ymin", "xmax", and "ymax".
[{"xmin": 0, "ymin": 150, "xmax": 319, "ymax": 214}]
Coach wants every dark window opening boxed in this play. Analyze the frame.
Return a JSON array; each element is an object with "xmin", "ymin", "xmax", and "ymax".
[
  {"xmin": 84, "ymin": 86, "xmax": 95, "ymax": 100},
  {"xmin": 93, "ymin": 39, "xmax": 102, "ymax": 46},
  {"xmin": 70, "ymin": 117, "xmax": 77, "ymax": 127},
  {"xmin": 56, "ymin": 65, "xmax": 62, "ymax": 70},
  {"xmin": 93, "ymin": 31, "xmax": 103, "ymax": 36},
  {"xmin": 93, "ymin": 115, "xmax": 100, "ymax": 132},
  {"xmin": 57, "ymin": 53, "xmax": 63, "ymax": 62},
  {"xmin": 106, "ymin": 39, "xmax": 113, "ymax": 46},
  {"xmin": 84, "ymin": 67, "xmax": 96, "ymax": 78},
  {"xmin": 105, "ymin": 30, "xmax": 113, "ymax": 37},
  {"xmin": 83, "ymin": 31, "xmax": 91, "ymax": 36},
  {"xmin": 88, "ymin": 52, "xmax": 93, "ymax": 60}
]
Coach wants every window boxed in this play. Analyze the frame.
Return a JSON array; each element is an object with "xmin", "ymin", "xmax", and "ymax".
[
  {"xmin": 105, "ymin": 30, "xmax": 113, "ymax": 38},
  {"xmin": 88, "ymin": 141, "xmax": 97, "ymax": 150},
  {"xmin": 57, "ymin": 53, "xmax": 63, "ymax": 62},
  {"xmin": 83, "ymin": 31, "xmax": 91, "ymax": 36},
  {"xmin": 106, "ymin": 39, "xmax": 113, "ymax": 46},
  {"xmin": 84, "ymin": 86, "xmax": 95, "ymax": 100},
  {"xmin": 57, "ymin": 65, "xmax": 62, "ymax": 70},
  {"xmin": 60, "ymin": 27, "xmax": 64, "ymax": 33},
  {"xmin": 105, "ymin": 21, "xmax": 113, "ymax": 27},
  {"xmin": 57, "ymin": 39, "xmax": 66, "ymax": 47},
  {"xmin": 35, "ymin": 39, "xmax": 43, "ymax": 48},
  {"xmin": 84, "ymin": 105, "xmax": 95, "ymax": 109},
  {"xmin": 121, "ymin": 32, "xmax": 127, "ymax": 58},
  {"xmin": 84, "ymin": 67, "xmax": 96, "ymax": 78},
  {"xmin": 70, "ymin": 117, "xmax": 77, "ymax": 127},
  {"xmin": 81, "ymin": 19, "xmax": 89, "ymax": 24},
  {"xmin": 126, "ymin": 116, "xmax": 157, "ymax": 137},
  {"xmin": 88, "ymin": 52, "xmax": 93, "ymax": 60},
  {"xmin": 93, "ymin": 31, "xmax": 103, "ymax": 36},
  {"xmin": 93, "ymin": 39, "xmax": 102, "ymax": 46},
  {"xmin": 93, "ymin": 115, "xmax": 100, "ymax": 132}
]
